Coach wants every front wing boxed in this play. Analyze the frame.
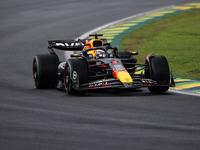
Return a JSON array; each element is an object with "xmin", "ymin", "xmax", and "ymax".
[{"xmin": 73, "ymin": 77, "xmax": 175, "ymax": 91}]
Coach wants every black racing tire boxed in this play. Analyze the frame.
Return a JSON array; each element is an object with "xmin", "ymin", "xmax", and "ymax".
[
  {"xmin": 64, "ymin": 59, "xmax": 89, "ymax": 95},
  {"xmin": 148, "ymin": 56, "xmax": 170, "ymax": 93},
  {"xmin": 32, "ymin": 54, "xmax": 59, "ymax": 88}
]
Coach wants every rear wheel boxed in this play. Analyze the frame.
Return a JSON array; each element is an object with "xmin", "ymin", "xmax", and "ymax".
[
  {"xmin": 64, "ymin": 59, "xmax": 89, "ymax": 95},
  {"xmin": 148, "ymin": 56, "xmax": 170, "ymax": 93},
  {"xmin": 32, "ymin": 54, "xmax": 59, "ymax": 88}
]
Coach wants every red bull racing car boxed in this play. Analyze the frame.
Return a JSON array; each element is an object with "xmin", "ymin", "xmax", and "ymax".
[{"xmin": 32, "ymin": 34, "xmax": 175, "ymax": 95}]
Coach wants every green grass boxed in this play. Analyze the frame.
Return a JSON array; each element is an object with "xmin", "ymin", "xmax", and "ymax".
[{"xmin": 120, "ymin": 9, "xmax": 200, "ymax": 80}]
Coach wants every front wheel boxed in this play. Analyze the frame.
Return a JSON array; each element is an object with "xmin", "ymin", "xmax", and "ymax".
[
  {"xmin": 147, "ymin": 55, "xmax": 170, "ymax": 93},
  {"xmin": 64, "ymin": 59, "xmax": 89, "ymax": 95},
  {"xmin": 64, "ymin": 62, "xmax": 78, "ymax": 95}
]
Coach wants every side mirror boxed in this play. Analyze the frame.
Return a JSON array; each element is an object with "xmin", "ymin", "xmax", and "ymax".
[{"xmin": 131, "ymin": 52, "xmax": 138, "ymax": 55}]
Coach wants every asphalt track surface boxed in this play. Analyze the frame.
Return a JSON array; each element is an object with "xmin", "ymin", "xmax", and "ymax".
[{"xmin": 1, "ymin": 0, "xmax": 200, "ymax": 150}]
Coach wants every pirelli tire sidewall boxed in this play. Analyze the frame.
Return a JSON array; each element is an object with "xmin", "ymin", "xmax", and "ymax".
[
  {"xmin": 148, "ymin": 55, "xmax": 170, "ymax": 93},
  {"xmin": 32, "ymin": 54, "xmax": 59, "ymax": 89},
  {"xmin": 64, "ymin": 58, "xmax": 89, "ymax": 95}
]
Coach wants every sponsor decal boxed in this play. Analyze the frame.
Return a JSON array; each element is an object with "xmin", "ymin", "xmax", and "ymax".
[
  {"xmin": 72, "ymin": 71, "xmax": 79, "ymax": 89},
  {"xmin": 89, "ymin": 80, "xmax": 108, "ymax": 87},
  {"xmin": 141, "ymin": 79, "xmax": 152, "ymax": 84},
  {"xmin": 55, "ymin": 42, "xmax": 84, "ymax": 47},
  {"xmin": 72, "ymin": 71, "xmax": 78, "ymax": 81},
  {"xmin": 114, "ymin": 64, "xmax": 125, "ymax": 71},
  {"xmin": 141, "ymin": 79, "xmax": 157, "ymax": 84},
  {"xmin": 58, "ymin": 62, "xmax": 66, "ymax": 69}
]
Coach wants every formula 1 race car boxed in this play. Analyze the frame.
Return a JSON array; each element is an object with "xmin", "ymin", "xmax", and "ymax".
[{"xmin": 32, "ymin": 34, "xmax": 175, "ymax": 94}]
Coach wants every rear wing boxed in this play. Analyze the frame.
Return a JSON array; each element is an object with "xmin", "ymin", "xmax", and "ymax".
[
  {"xmin": 48, "ymin": 39, "xmax": 109, "ymax": 51},
  {"xmin": 48, "ymin": 40, "xmax": 85, "ymax": 51}
]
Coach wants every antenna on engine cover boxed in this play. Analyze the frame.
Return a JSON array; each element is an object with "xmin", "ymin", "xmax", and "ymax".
[{"xmin": 89, "ymin": 33, "xmax": 103, "ymax": 39}]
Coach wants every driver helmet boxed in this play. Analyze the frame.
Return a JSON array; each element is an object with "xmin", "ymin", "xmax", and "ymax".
[{"xmin": 96, "ymin": 50, "xmax": 106, "ymax": 59}]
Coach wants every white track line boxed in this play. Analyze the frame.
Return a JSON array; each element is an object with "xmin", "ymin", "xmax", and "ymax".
[{"xmin": 64, "ymin": 5, "xmax": 200, "ymax": 97}]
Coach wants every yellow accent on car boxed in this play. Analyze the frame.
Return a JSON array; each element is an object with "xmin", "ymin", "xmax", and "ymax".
[
  {"xmin": 83, "ymin": 39, "xmax": 104, "ymax": 59},
  {"xmin": 132, "ymin": 52, "xmax": 138, "ymax": 54},
  {"xmin": 116, "ymin": 71, "xmax": 133, "ymax": 83},
  {"xmin": 87, "ymin": 50, "xmax": 97, "ymax": 59},
  {"xmin": 90, "ymin": 39, "xmax": 104, "ymax": 47},
  {"xmin": 71, "ymin": 54, "xmax": 80, "ymax": 57}
]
